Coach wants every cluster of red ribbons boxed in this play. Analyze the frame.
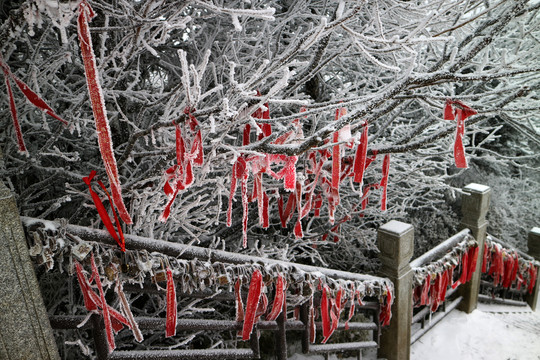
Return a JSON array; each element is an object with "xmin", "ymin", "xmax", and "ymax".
[
  {"xmin": 74, "ymin": 254, "xmax": 142, "ymax": 353},
  {"xmin": 227, "ymin": 99, "xmax": 300, "ymax": 247},
  {"xmin": 444, "ymin": 99, "xmax": 477, "ymax": 169},
  {"xmin": 78, "ymin": 0, "xmax": 132, "ymax": 225},
  {"xmin": 69, "ymin": 244, "xmax": 394, "ymax": 346},
  {"xmin": 482, "ymin": 238, "xmax": 538, "ymax": 293},
  {"xmin": 160, "ymin": 107, "xmax": 204, "ymax": 222},
  {"xmin": 228, "ymin": 101, "xmax": 392, "ymax": 246},
  {"xmin": 0, "ymin": 54, "xmax": 68, "ymax": 154},
  {"xmin": 413, "ymin": 241, "xmax": 479, "ymax": 312},
  {"xmin": 234, "ymin": 269, "xmax": 393, "ymax": 343}
]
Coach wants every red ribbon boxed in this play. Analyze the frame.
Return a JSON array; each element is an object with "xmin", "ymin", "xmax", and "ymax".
[
  {"xmin": 78, "ymin": 1, "xmax": 132, "ymax": 225},
  {"xmin": 380, "ymin": 154, "xmax": 390, "ymax": 211},
  {"xmin": 266, "ymin": 275, "xmax": 286, "ymax": 321},
  {"xmin": 353, "ymin": 124, "xmax": 368, "ymax": 184},
  {"xmin": 83, "ymin": 170, "xmax": 126, "ymax": 251},
  {"xmin": 2, "ymin": 67, "xmax": 26, "ymax": 153},
  {"xmin": 90, "ymin": 253, "xmax": 116, "ymax": 353},
  {"xmin": 332, "ymin": 108, "xmax": 347, "ymax": 190},
  {"xmin": 321, "ymin": 285, "xmax": 332, "ymax": 343},
  {"xmin": 443, "ymin": 99, "xmax": 477, "ymax": 169},
  {"xmin": 242, "ymin": 269, "xmax": 263, "ymax": 340},
  {"xmin": 165, "ymin": 268, "xmax": 177, "ymax": 337},
  {"xmin": 1, "ymin": 55, "xmax": 68, "ymax": 153}
]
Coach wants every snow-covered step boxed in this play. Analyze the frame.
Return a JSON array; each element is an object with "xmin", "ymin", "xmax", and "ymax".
[
  {"xmin": 308, "ymin": 340, "xmax": 378, "ymax": 354},
  {"xmin": 108, "ymin": 349, "xmax": 255, "ymax": 359}
]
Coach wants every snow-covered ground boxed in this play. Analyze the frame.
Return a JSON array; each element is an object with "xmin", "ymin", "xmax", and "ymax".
[
  {"xmin": 411, "ymin": 303, "xmax": 540, "ymax": 360},
  {"xmin": 289, "ymin": 303, "xmax": 540, "ymax": 360}
]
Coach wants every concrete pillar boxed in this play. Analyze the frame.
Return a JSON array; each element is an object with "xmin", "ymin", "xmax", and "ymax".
[
  {"xmin": 458, "ymin": 183, "xmax": 491, "ymax": 314},
  {"xmin": 377, "ymin": 220, "xmax": 414, "ymax": 360},
  {"xmin": 526, "ymin": 227, "xmax": 540, "ymax": 311},
  {"xmin": 0, "ymin": 181, "xmax": 60, "ymax": 360}
]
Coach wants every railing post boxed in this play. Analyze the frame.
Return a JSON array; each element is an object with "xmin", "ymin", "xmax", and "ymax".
[
  {"xmin": 526, "ymin": 227, "xmax": 540, "ymax": 310},
  {"xmin": 0, "ymin": 180, "xmax": 60, "ymax": 360},
  {"xmin": 377, "ymin": 220, "xmax": 414, "ymax": 360},
  {"xmin": 458, "ymin": 183, "xmax": 491, "ymax": 314}
]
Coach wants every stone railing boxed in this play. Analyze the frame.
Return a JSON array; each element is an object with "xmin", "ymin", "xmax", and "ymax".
[
  {"xmin": 375, "ymin": 183, "xmax": 539, "ymax": 360},
  {"xmin": 1, "ymin": 179, "xmax": 538, "ymax": 360}
]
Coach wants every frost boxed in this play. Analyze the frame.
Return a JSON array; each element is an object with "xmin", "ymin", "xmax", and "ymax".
[
  {"xmin": 464, "ymin": 183, "xmax": 491, "ymax": 193},
  {"xmin": 4, "ymin": 0, "xmax": 540, "ymax": 353},
  {"xmin": 379, "ymin": 220, "xmax": 412, "ymax": 236}
]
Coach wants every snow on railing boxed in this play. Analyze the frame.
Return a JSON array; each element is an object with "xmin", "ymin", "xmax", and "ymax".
[
  {"xmin": 409, "ymin": 229, "xmax": 479, "ymax": 344},
  {"xmin": 22, "ymin": 217, "xmax": 393, "ymax": 360},
  {"xmin": 479, "ymin": 234, "xmax": 539, "ymax": 305},
  {"xmin": 411, "ymin": 229, "xmax": 478, "ymax": 312}
]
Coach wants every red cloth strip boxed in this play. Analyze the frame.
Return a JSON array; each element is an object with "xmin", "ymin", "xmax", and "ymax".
[{"xmin": 78, "ymin": 0, "xmax": 132, "ymax": 224}]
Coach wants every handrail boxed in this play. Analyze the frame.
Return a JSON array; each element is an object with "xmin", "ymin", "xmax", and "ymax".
[
  {"xmin": 22, "ymin": 217, "xmax": 384, "ymax": 284},
  {"xmin": 410, "ymin": 228, "xmax": 471, "ymax": 269},
  {"xmin": 487, "ymin": 234, "xmax": 535, "ymax": 262},
  {"xmin": 23, "ymin": 216, "xmax": 389, "ymax": 360}
]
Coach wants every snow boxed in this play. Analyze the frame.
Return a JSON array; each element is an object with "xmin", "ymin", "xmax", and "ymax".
[
  {"xmin": 22, "ymin": 217, "xmax": 58, "ymax": 232},
  {"xmin": 464, "ymin": 183, "xmax": 491, "ymax": 193},
  {"xmin": 411, "ymin": 303, "xmax": 540, "ymax": 360},
  {"xmin": 379, "ymin": 220, "xmax": 413, "ymax": 236},
  {"xmin": 288, "ymin": 303, "xmax": 540, "ymax": 360},
  {"xmin": 531, "ymin": 227, "xmax": 540, "ymax": 236}
]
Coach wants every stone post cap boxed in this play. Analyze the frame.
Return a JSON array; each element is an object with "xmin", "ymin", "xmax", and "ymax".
[
  {"xmin": 377, "ymin": 220, "xmax": 414, "ymax": 273},
  {"xmin": 461, "ymin": 183, "xmax": 491, "ymax": 222},
  {"xmin": 379, "ymin": 220, "xmax": 413, "ymax": 237},
  {"xmin": 463, "ymin": 183, "xmax": 491, "ymax": 194},
  {"xmin": 528, "ymin": 228, "xmax": 540, "ymax": 260}
]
